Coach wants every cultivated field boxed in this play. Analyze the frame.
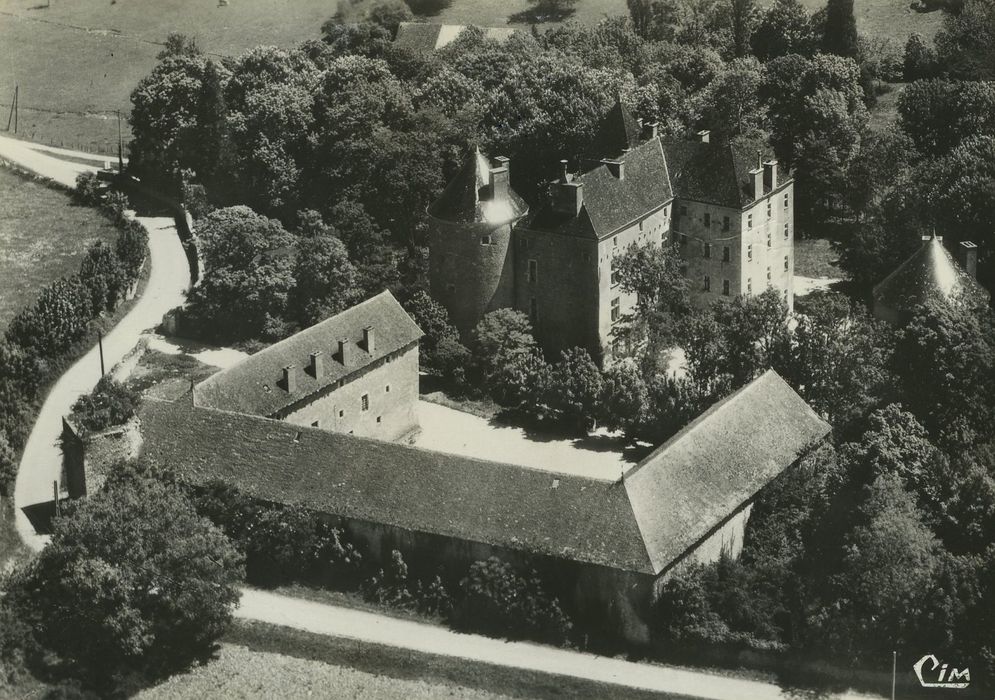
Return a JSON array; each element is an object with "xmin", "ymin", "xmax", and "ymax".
[
  {"xmin": 0, "ymin": 0, "xmax": 943, "ymax": 152},
  {"xmin": 0, "ymin": 167, "xmax": 119, "ymax": 329}
]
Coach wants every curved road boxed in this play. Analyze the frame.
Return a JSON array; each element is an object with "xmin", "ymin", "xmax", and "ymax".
[
  {"xmin": 1, "ymin": 136, "xmax": 886, "ymax": 700},
  {"xmin": 0, "ymin": 136, "xmax": 190, "ymax": 550}
]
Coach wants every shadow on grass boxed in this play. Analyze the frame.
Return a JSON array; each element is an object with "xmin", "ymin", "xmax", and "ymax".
[{"xmin": 508, "ymin": 5, "xmax": 577, "ymax": 24}]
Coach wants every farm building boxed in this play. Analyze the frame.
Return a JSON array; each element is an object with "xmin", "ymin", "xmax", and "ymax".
[{"xmin": 132, "ymin": 369, "xmax": 830, "ymax": 644}]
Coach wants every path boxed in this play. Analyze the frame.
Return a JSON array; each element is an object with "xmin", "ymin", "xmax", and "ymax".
[
  {"xmin": 0, "ymin": 137, "xmax": 191, "ymax": 551},
  {"xmin": 237, "ymin": 589, "xmax": 885, "ymax": 700}
]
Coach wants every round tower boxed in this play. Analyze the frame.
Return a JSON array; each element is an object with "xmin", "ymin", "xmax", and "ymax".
[{"xmin": 427, "ymin": 149, "xmax": 529, "ymax": 338}]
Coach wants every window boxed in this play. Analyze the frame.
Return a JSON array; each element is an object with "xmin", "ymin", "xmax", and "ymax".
[
  {"xmin": 747, "ymin": 214, "xmax": 753, "ymax": 229},
  {"xmin": 767, "ymin": 201, "xmax": 772, "ymax": 219},
  {"xmin": 385, "ymin": 384, "xmax": 391, "ymax": 393},
  {"xmin": 611, "ymin": 297, "xmax": 621, "ymax": 322},
  {"xmin": 783, "ymin": 193, "xmax": 789, "ymax": 208},
  {"xmin": 664, "ymin": 206, "xmax": 669, "ymax": 217},
  {"xmin": 767, "ymin": 232, "xmax": 771, "ymax": 248},
  {"xmin": 613, "ymin": 236, "xmax": 618, "ymax": 247},
  {"xmin": 338, "ymin": 409, "xmax": 344, "ymax": 418},
  {"xmin": 704, "ymin": 275, "xmax": 711, "ymax": 291},
  {"xmin": 747, "ymin": 278, "xmax": 752, "ymax": 294},
  {"xmin": 722, "ymin": 279, "xmax": 731, "ymax": 296},
  {"xmin": 723, "ymin": 216, "xmax": 730, "ymax": 232},
  {"xmin": 784, "ymin": 255, "xmax": 789, "ymax": 271},
  {"xmin": 784, "ymin": 222, "xmax": 789, "ymax": 238},
  {"xmin": 767, "ymin": 266, "xmax": 771, "ymax": 281},
  {"xmin": 747, "ymin": 244, "xmax": 753, "ymax": 261},
  {"xmin": 703, "ymin": 243, "xmax": 711, "ymax": 259},
  {"xmin": 481, "ymin": 235, "xmax": 491, "ymax": 245},
  {"xmin": 530, "ymin": 296, "xmax": 538, "ymax": 319},
  {"xmin": 639, "ymin": 220, "xmax": 644, "ymax": 232},
  {"xmin": 704, "ymin": 212, "xmax": 711, "ymax": 228},
  {"xmin": 311, "ymin": 420, "xmax": 319, "ymax": 428},
  {"xmin": 722, "ymin": 246, "xmax": 730, "ymax": 262},
  {"xmin": 528, "ymin": 259, "xmax": 538, "ymax": 283},
  {"xmin": 611, "ymin": 267, "xmax": 621, "ymax": 286},
  {"xmin": 376, "ymin": 416, "xmax": 382, "ymax": 424},
  {"xmin": 361, "ymin": 394, "xmax": 369, "ymax": 411}
]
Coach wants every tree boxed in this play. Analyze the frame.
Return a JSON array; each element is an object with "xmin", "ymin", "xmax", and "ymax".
[
  {"xmin": 468, "ymin": 309, "xmax": 545, "ymax": 405},
  {"xmin": 897, "ymin": 79, "xmax": 995, "ymax": 157},
  {"xmin": 78, "ymin": 242, "xmax": 128, "ymax": 314},
  {"xmin": 0, "ymin": 429, "xmax": 15, "ymax": 497},
  {"xmin": 70, "ymin": 376, "xmax": 141, "ymax": 435},
  {"xmin": 934, "ymin": 0, "xmax": 995, "ymax": 80},
  {"xmin": 290, "ymin": 235, "xmax": 359, "ymax": 326},
  {"xmin": 367, "ymin": 1, "xmax": 413, "ymax": 36},
  {"xmin": 597, "ymin": 359, "xmax": 648, "ymax": 435},
  {"xmin": 4, "ymin": 472, "xmax": 243, "ymax": 689},
  {"xmin": 157, "ymin": 32, "xmax": 201, "ymax": 60},
  {"xmin": 730, "ymin": 0, "xmax": 755, "ymax": 57},
  {"xmin": 406, "ymin": 0, "xmax": 453, "ymax": 16},
  {"xmin": 714, "ymin": 287, "xmax": 791, "ymax": 386},
  {"xmin": 525, "ymin": 0, "xmax": 581, "ymax": 22},
  {"xmin": 903, "ymin": 33, "xmax": 938, "ymax": 80},
  {"xmin": 751, "ymin": 0, "xmax": 818, "ymax": 60},
  {"xmin": 702, "ymin": 57, "xmax": 766, "ymax": 137},
  {"xmin": 821, "ymin": 0, "xmax": 859, "ymax": 59},
  {"xmin": 543, "ymin": 347, "xmax": 604, "ymax": 433},
  {"xmin": 401, "ymin": 290, "xmax": 461, "ymax": 371}
]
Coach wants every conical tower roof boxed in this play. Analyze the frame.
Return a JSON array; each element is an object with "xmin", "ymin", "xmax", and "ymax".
[
  {"xmin": 873, "ymin": 235, "xmax": 990, "ymax": 312},
  {"xmin": 593, "ymin": 97, "xmax": 643, "ymax": 158},
  {"xmin": 428, "ymin": 148, "xmax": 528, "ymax": 225}
]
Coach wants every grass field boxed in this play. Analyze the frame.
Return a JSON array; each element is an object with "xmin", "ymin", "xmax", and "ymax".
[
  {"xmin": 0, "ymin": 0, "xmax": 943, "ymax": 151},
  {"xmin": 0, "ymin": 167, "xmax": 119, "ymax": 329}
]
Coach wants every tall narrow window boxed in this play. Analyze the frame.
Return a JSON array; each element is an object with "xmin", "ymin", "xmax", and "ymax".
[
  {"xmin": 783, "ymin": 193, "xmax": 789, "ymax": 208},
  {"xmin": 704, "ymin": 212, "xmax": 711, "ymax": 228},
  {"xmin": 530, "ymin": 297, "xmax": 538, "ymax": 319},
  {"xmin": 722, "ymin": 279, "xmax": 731, "ymax": 296},
  {"xmin": 723, "ymin": 216, "xmax": 730, "ymax": 232},
  {"xmin": 747, "ymin": 278, "xmax": 752, "ymax": 294},
  {"xmin": 704, "ymin": 275, "xmax": 711, "ymax": 291},
  {"xmin": 747, "ymin": 213, "xmax": 753, "ymax": 229},
  {"xmin": 611, "ymin": 297, "xmax": 621, "ymax": 322},
  {"xmin": 767, "ymin": 202, "xmax": 772, "ymax": 219},
  {"xmin": 767, "ymin": 266, "xmax": 771, "ymax": 281},
  {"xmin": 722, "ymin": 246, "xmax": 730, "ymax": 263},
  {"xmin": 747, "ymin": 244, "xmax": 753, "ymax": 261},
  {"xmin": 784, "ymin": 255, "xmax": 789, "ymax": 271},
  {"xmin": 361, "ymin": 394, "xmax": 369, "ymax": 411},
  {"xmin": 703, "ymin": 243, "xmax": 711, "ymax": 259},
  {"xmin": 528, "ymin": 259, "xmax": 538, "ymax": 283},
  {"xmin": 767, "ymin": 232, "xmax": 772, "ymax": 248},
  {"xmin": 784, "ymin": 222, "xmax": 789, "ymax": 238}
]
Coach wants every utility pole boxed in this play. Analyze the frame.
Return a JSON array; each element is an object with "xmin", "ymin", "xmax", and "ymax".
[
  {"xmin": 891, "ymin": 650, "xmax": 897, "ymax": 700},
  {"xmin": 13, "ymin": 84, "xmax": 17, "ymax": 134},
  {"xmin": 53, "ymin": 480, "xmax": 60, "ymax": 518},
  {"xmin": 117, "ymin": 109, "xmax": 124, "ymax": 171},
  {"xmin": 98, "ymin": 331, "xmax": 106, "ymax": 377}
]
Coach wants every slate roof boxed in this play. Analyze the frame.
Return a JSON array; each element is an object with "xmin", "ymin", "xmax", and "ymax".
[
  {"xmin": 428, "ymin": 148, "xmax": 529, "ymax": 225},
  {"xmin": 395, "ymin": 22, "xmax": 516, "ymax": 51},
  {"xmin": 592, "ymin": 98, "xmax": 643, "ymax": 158},
  {"xmin": 873, "ymin": 236, "xmax": 990, "ymax": 312},
  {"xmin": 623, "ymin": 370, "xmax": 831, "ymax": 574},
  {"xmin": 527, "ymin": 138, "xmax": 673, "ymax": 239},
  {"xmin": 193, "ymin": 291, "xmax": 422, "ymax": 417},
  {"xmin": 138, "ymin": 399, "xmax": 654, "ymax": 574},
  {"xmin": 664, "ymin": 134, "xmax": 781, "ymax": 209}
]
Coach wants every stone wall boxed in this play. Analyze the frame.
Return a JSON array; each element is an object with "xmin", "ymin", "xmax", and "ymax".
[{"xmin": 281, "ymin": 341, "xmax": 419, "ymax": 442}]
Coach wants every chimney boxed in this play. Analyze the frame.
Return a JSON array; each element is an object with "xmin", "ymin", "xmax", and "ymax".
[
  {"xmin": 363, "ymin": 326, "xmax": 375, "ymax": 355},
  {"xmin": 763, "ymin": 160, "xmax": 778, "ymax": 192},
  {"xmin": 551, "ymin": 179, "xmax": 584, "ymax": 217},
  {"xmin": 696, "ymin": 129, "xmax": 710, "ymax": 143},
  {"xmin": 559, "ymin": 159, "xmax": 569, "ymax": 184},
  {"xmin": 750, "ymin": 168, "xmax": 764, "ymax": 201},
  {"xmin": 601, "ymin": 158, "xmax": 625, "ymax": 181},
  {"xmin": 283, "ymin": 365, "xmax": 297, "ymax": 394},
  {"xmin": 338, "ymin": 338, "xmax": 353, "ymax": 368},
  {"xmin": 957, "ymin": 241, "xmax": 979, "ymax": 279},
  {"xmin": 490, "ymin": 156, "xmax": 510, "ymax": 201},
  {"xmin": 649, "ymin": 121, "xmax": 659, "ymax": 139},
  {"xmin": 309, "ymin": 351, "xmax": 324, "ymax": 379}
]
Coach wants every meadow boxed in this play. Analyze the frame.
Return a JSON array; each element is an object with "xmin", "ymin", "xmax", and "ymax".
[
  {"xmin": 0, "ymin": 0, "xmax": 943, "ymax": 152},
  {"xmin": 0, "ymin": 167, "xmax": 119, "ymax": 329}
]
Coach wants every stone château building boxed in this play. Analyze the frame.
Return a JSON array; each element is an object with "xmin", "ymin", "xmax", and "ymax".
[
  {"xmin": 428, "ymin": 101, "xmax": 795, "ymax": 362},
  {"xmin": 193, "ymin": 291, "xmax": 423, "ymax": 442}
]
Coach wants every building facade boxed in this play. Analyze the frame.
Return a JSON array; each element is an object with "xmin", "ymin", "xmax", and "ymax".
[
  {"xmin": 427, "ymin": 102, "xmax": 795, "ymax": 363},
  {"xmin": 193, "ymin": 291, "xmax": 423, "ymax": 442}
]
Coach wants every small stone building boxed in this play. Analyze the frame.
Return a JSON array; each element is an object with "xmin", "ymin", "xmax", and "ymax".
[
  {"xmin": 428, "ymin": 101, "xmax": 795, "ymax": 363},
  {"xmin": 872, "ymin": 234, "xmax": 989, "ymax": 326},
  {"xmin": 193, "ymin": 291, "xmax": 423, "ymax": 442},
  {"xmin": 136, "ymin": 370, "xmax": 829, "ymax": 644}
]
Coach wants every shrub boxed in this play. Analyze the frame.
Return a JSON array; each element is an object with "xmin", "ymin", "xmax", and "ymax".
[
  {"xmin": 450, "ymin": 557, "xmax": 572, "ymax": 646},
  {"xmin": 101, "ymin": 190, "xmax": 131, "ymax": 225},
  {"xmin": 181, "ymin": 181, "xmax": 213, "ymax": 220},
  {"xmin": 115, "ymin": 220, "xmax": 149, "ymax": 278},
  {"xmin": 73, "ymin": 172, "xmax": 104, "ymax": 206},
  {"xmin": 5, "ymin": 276, "xmax": 94, "ymax": 357},
  {"xmin": 78, "ymin": 242, "xmax": 128, "ymax": 313},
  {"xmin": 362, "ymin": 549, "xmax": 414, "ymax": 608},
  {"xmin": 69, "ymin": 376, "xmax": 140, "ymax": 435},
  {"xmin": 0, "ymin": 429, "xmax": 16, "ymax": 497}
]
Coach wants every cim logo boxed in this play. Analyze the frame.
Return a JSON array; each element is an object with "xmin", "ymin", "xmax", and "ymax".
[{"xmin": 914, "ymin": 654, "xmax": 970, "ymax": 689}]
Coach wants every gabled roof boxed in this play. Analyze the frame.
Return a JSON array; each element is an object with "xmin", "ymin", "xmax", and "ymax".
[
  {"xmin": 527, "ymin": 138, "xmax": 673, "ymax": 239},
  {"xmin": 193, "ymin": 291, "xmax": 422, "ymax": 417},
  {"xmin": 428, "ymin": 148, "xmax": 529, "ymax": 225},
  {"xmin": 624, "ymin": 370, "xmax": 831, "ymax": 574},
  {"xmin": 394, "ymin": 22, "xmax": 516, "ymax": 51},
  {"xmin": 592, "ymin": 98, "xmax": 643, "ymax": 159},
  {"xmin": 139, "ymin": 400, "xmax": 654, "ymax": 574},
  {"xmin": 873, "ymin": 236, "xmax": 990, "ymax": 312},
  {"xmin": 664, "ymin": 134, "xmax": 779, "ymax": 210}
]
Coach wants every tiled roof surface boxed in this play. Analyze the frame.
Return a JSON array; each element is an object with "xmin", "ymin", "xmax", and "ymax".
[
  {"xmin": 592, "ymin": 99, "xmax": 643, "ymax": 158},
  {"xmin": 873, "ymin": 236, "xmax": 990, "ymax": 311},
  {"xmin": 193, "ymin": 291, "xmax": 422, "ymax": 417},
  {"xmin": 527, "ymin": 138, "xmax": 673, "ymax": 239},
  {"xmin": 139, "ymin": 400, "xmax": 655, "ymax": 574},
  {"xmin": 664, "ymin": 135, "xmax": 777, "ymax": 209},
  {"xmin": 624, "ymin": 370, "xmax": 831, "ymax": 574},
  {"xmin": 429, "ymin": 149, "xmax": 529, "ymax": 225}
]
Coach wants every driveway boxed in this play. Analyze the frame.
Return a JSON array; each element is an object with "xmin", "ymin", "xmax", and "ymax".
[
  {"xmin": 237, "ymin": 588, "xmax": 886, "ymax": 700},
  {"xmin": 414, "ymin": 400, "xmax": 638, "ymax": 481},
  {"xmin": 0, "ymin": 139, "xmax": 191, "ymax": 551}
]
